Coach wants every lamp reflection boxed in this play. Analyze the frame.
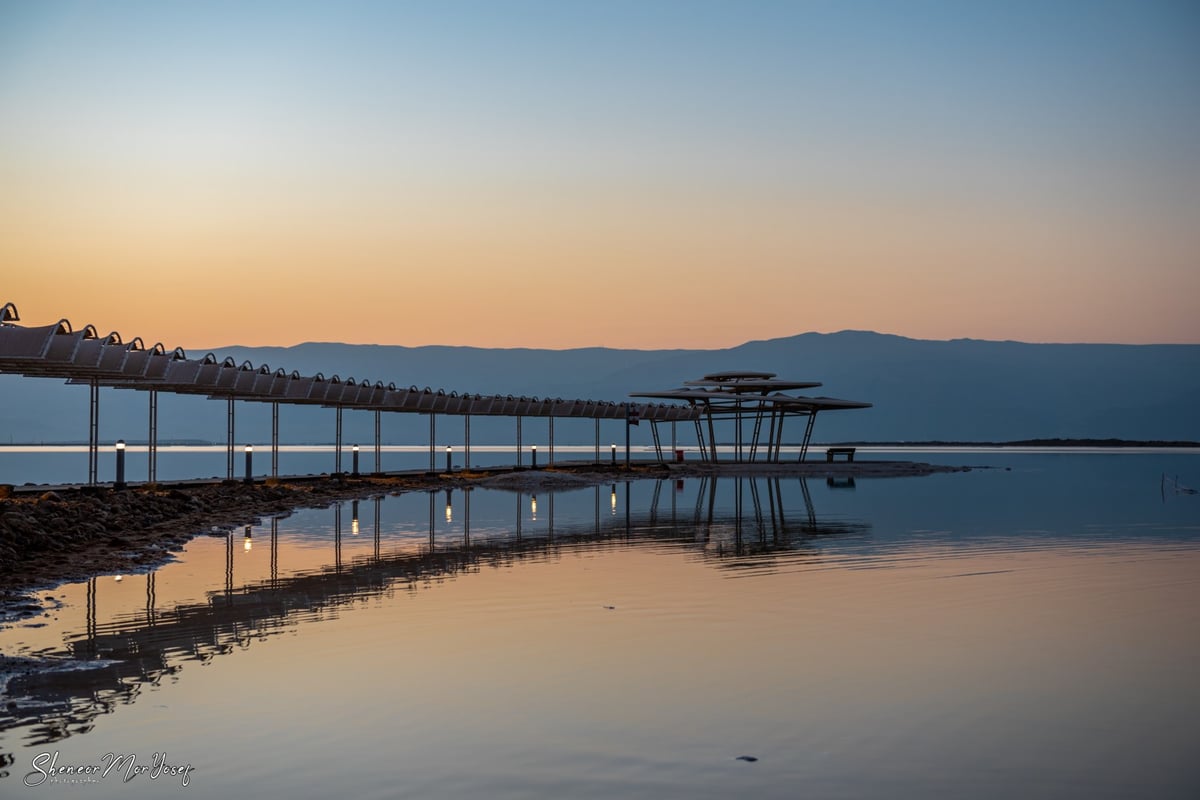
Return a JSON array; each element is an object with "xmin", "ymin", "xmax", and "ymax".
[{"xmin": 531, "ymin": 494, "xmax": 538, "ymax": 521}]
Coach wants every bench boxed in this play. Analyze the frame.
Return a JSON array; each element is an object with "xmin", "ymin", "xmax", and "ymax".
[{"xmin": 825, "ymin": 447, "xmax": 856, "ymax": 462}]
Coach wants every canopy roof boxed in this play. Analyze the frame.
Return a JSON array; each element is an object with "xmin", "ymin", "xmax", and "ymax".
[{"xmin": 0, "ymin": 302, "xmax": 698, "ymax": 422}]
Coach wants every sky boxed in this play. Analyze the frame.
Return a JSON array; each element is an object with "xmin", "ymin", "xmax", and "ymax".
[{"xmin": 1, "ymin": 0, "xmax": 1198, "ymax": 349}]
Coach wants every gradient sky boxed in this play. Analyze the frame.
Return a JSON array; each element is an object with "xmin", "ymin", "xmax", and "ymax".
[{"xmin": 2, "ymin": 0, "xmax": 1198, "ymax": 349}]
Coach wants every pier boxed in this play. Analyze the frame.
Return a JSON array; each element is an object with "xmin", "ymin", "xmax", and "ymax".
[{"xmin": 1, "ymin": 302, "xmax": 871, "ymax": 485}]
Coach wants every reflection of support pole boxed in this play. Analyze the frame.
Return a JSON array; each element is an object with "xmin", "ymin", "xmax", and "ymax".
[
  {"xmin": 334, "ymin": 502, "xmax": 342, "ymax": 572},
  {"xmin": 88, "ymin": 379, "xmax": 100, "ymax": 485},
  {"xmin": 145, "ymin": 570, "xmax": 156, "ymax": 627},
  {"xmin": 548, "ymin": 491, "xmax": 555, "ymax": 539},
  {"xmin": 226, "ymin": 396, "xmax": 235, "ymax": 481},
  {"xmin": 516, "ymin": 492, "xmax": 523, "ymax": 540},
  {"xmin": 750, "ymin": 478, "xmax": 765, "ymax": 542},
  {"xmin": 271, "ymin": 516, "xmax": 279, "ymax": 587},
  {"xmin": 735, "ymin": 477, "xmax": 743, "ymax": 548},
  {"xmin": 373, "ymin": 496, "xmax": 381, "ymax": 561},
  {"xmin": 693, "ymin": 475, "xmax": 707, "ymax": 524},
  {"xmin": 800, "ymin": 477, "xmax": 815, "ymax": 529},
  {"xmin": 767, "ymin": 477, "xmax": 779, "ymax": 540},
  {"xmin": 148, "ymin": 389, "xmax": 158, "ymax": 483},
  {"xmin": 225, "ymin": 532, "xmax": 233, "ymax": 602},
  {"xmin": 650, "ymin": 479, "xmax": 662, "ymax": 524},
  {"xmin": 671, "ymin": 475, "xmax": 677, "ymax": 523},
  {"xmin": 464, "ymin": 489, "xmax": 471, "ymax": 546},
  {"xmin": 707, "ymin": 475, "xmax": 718, "ymax": 526},
  {"xmin": 594, "ymin": 485, "xmax": 600, "ymax": 534},
  {"xmin": 271, "ymin": 401, "xmax": 280, "ymax": 478},
  {"xmin": 624, "ymin": 480, "xmax": 631, "ymax": 537},
  {"xmin": 428, "ymin": 491, "xmax": 435, "ymax": 551},
  {"xmin": 86, "ymin": 577, "xmax": 97, "ymax": 656}
]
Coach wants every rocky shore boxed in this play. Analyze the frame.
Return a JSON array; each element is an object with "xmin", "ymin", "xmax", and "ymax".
[{"xmin": 0, "ymin": 460, "xmax": 967, "ymax": 599}]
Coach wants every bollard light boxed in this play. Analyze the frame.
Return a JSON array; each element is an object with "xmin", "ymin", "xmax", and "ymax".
[
  {"xmin": 114, "ymin": 440, "xmax": 127, "ymax": 490},
  {"xmin": 611, "ymin": 443, "xmax": 616, "ymax": 465},
  {"xmin": 244, "ymin": 444, "xmax": 254, "ymax": 484},
  {"xmin": 446, "ymin": 445, "xmax": 452, "ymax": 473},
  {"xmin": 352, "ymin": 444, "xmax": 360, "ymax": 477},
  {"xmin": 531, "ymin": 444, "xmax": 538, "ymax": 470}
]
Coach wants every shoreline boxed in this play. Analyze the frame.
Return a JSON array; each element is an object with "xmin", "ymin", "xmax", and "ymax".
[{"xmin": 0, "ymin": 460, "xmax": 966, "ymax": 601}]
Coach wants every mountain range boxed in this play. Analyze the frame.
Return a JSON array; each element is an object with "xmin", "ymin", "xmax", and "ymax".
[{"xmin": 1, "ymin": 331, "xmax": 1196, "ymax": 446}]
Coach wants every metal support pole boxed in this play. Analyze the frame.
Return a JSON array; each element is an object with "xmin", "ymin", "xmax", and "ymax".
[
  {"xmin": 429, "ymin": 414, "xmax": 436, "ymax": 472},
  {"xmin": 671, "ymin": 421, "xmax": 677, "ymax": 459},
  {"xmin": 226, "ymin": 396, "xmax": 235, "ymax": 481},
  {"xmin": 335, "ymin": 406, "xmax": 343, "ymax": 474},
  {"xmin": 88, "ymin": 379, "xmax": 99, "ymax": 485},
  {"xmin": 649, "ymin": 420, "xmax": 663, "ymax": 463},
  {"xmin": 705, "ymin": 402, "xmax": 719, "ymax": 464},
  {"xmin": 148, "ymin": 389, "xmax": 158, "ymax": 483},
  {"xmin": 271, "ymin": 401, "xmax": 280, "ymax": 478},
  {"xmin": 765, "ymin": 407, "xmax": 777, "ymax": 463},
  {"xmin": 750, "ymin": 403, "xmax": 765, "ymax": 462},
  {"xmin": 374, "ymin": 410, "xmax": 381, "ymax": 474},
  {"xmin": 800, "ymin": 412, "xmax": 818, "ymax": 462},
  {"xmin": 549, "ymin": 417, "xmax": 555, "ymax": 466},
  {"xmin": 516, "ymin": 416, "xmax": 523, "ymax": 467},
  {"xmin": 774, "ymin": 410, "xmax": 787, "ymax": 462},
  {"xmin": 465, "ymin": 415, "xmax": 471, "ymax": 469},
  {"xmin": 595, "ymin": 419, "xmax": 600, "ymax": 463},
  {"xmin": 625, "ymin": 403, "xmax": 631, "ymax": 469},
  {"xmin": 694, "ymin": 418, "xmax": 707, "ymax": 463}
]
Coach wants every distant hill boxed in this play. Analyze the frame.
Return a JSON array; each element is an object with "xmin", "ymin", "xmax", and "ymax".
[{"xmin": 1, "ymin": 332, "xmax": 1196, "ymax": 446}]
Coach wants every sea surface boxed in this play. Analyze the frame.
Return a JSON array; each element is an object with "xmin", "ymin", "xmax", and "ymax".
[{"xmin": 1, "ymin": 452, "xmax": 1198, "ymax": 798}]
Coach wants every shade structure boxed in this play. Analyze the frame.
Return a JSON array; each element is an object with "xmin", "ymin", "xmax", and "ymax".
[{"xmin": 632, "ymin": 372, "xmax": 871, "ymax": 463}]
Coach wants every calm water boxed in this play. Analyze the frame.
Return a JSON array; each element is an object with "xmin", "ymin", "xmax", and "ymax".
[{"xmin": 1, "ymin": 453, "xmax": 1198, "ymax": 798}]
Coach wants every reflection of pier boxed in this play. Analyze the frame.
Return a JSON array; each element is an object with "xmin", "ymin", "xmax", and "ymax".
[{"xmin": 0, "ymin": 478, "xmax": 866, "ymax": 755}]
